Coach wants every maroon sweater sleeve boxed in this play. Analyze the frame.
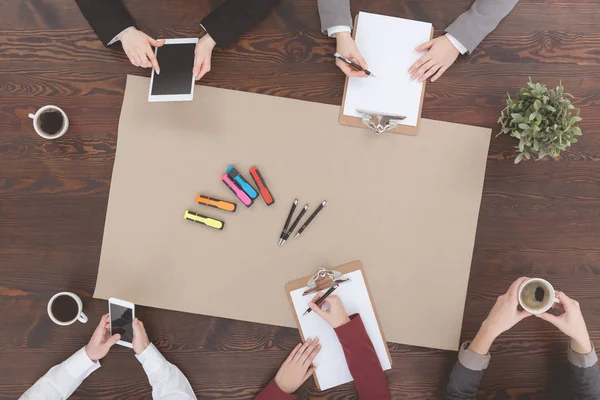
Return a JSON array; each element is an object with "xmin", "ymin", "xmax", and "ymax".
[
  {"xmin": 254, "ymin": 378, "xmax": 294, "ymax": 400},
  {"xmin": 334, "ymin": 314, "xmax": 392, "ymax": 399}
]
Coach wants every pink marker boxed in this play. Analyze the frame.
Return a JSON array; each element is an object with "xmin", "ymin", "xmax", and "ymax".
[{"xmin": 222, "ymin": 174, "xmax": 253, "ymax": 207}]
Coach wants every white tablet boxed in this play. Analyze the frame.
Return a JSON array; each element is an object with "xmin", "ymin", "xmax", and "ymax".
[{"xmin": 148, "ymin": 38, "xmax": 198, "ymax": 102}]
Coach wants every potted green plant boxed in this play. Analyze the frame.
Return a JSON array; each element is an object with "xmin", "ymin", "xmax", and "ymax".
[{"xmin": 498, "ymin": 78, "xmax": 582, "ymax": 163}]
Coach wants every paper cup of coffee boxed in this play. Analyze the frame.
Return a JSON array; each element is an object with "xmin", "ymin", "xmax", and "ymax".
[
  {"xmin": 47, "ymin": 292, "xmax": 88, "ymax": 326},
  {"xmin": 28, "ymin": 105, "xmax": 69, "ymax": 139},
  {"xmin": 518, "ymin": 278, "xmax": 560, "ymax": 315}
]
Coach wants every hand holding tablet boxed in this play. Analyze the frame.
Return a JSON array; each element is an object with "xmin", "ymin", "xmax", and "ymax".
[
  {"xmin": 148, "ymin": 38, "xmax": 199, "ymax": 102},
  {"xmin": 193, "ymin": 34, "xmax": 217, "ymax": 81}
]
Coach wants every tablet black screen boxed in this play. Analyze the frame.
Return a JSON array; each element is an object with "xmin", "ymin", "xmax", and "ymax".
[{"xmin": 151, "ymin": 43, "xmax": 196, "ymax": 96}]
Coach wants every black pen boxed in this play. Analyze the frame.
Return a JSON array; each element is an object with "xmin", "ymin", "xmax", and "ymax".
[
  {"xmin": 279, "ymin": 199, "xmax": 298, "ymax": 246},
  {"xmin": 281, "ymin": 204, "xmax": 309, "ymax": 246},
  {"xmin": 295, "ymin": 200, "xmax": 327, "ymax": 239},
  {"xmin": 303, "ymin": 284, "xmax": 339, "ymax": 316},
  {"xmin": 334, "ymin": 53, "xmax": 376, "ymax": 77}
]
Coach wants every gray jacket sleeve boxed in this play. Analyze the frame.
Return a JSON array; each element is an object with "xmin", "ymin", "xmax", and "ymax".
[
  {"xmin": 316, "ymin": 0, "xmax": 352, "ymax": 34},
  {"xmin": 445, "ymin": 0, "xmax": 520, "ymax": 53},
  {"xmin": 568, "ymin": 343, "xmax": 600, "ymax": 400},
  {"xmin": 446, "ymin": 342, "xmax": 490, "ymax": 400}
]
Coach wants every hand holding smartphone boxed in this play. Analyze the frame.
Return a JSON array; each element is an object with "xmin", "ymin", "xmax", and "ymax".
[{"xmin": 108, "ymin": 297, "xmax": 135, "ymax": 348}]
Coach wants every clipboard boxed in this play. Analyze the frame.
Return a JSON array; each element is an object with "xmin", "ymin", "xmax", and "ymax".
[
  {"xmin": 284, "ymin": 260, "xmax": 392, "ymax": 390},
  {"xmin": 339, "ymin": 13, "xmax": 434, "ymax": 136}
]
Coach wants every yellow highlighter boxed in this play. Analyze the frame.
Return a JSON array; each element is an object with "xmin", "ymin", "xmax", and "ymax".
[{"xmin": 184, "ymin": 210, "xmax": 224, "ymax": 230}]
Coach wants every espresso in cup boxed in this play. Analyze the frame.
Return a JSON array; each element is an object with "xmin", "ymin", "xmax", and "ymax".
[
  {"xmin": 47, "ymin": 292, "xmax": 88, "ymax": 326},
  {"xmin": 518, "ymin": 278, "xmax": 558, "ymax": 314},
  {"xmin": 28, "ymin": 105, "xmax": 69, "ymax": 139}
]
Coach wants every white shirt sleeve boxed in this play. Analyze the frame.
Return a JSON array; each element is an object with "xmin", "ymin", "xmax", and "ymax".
[
  {"xmin": 135, "ymin": 344, "xmax": 197, "ymax": 400},
  {"xmin": 445, "ymin": 33, "xmax": 468, "ymax": 55},
  {"xmin": 20, "ymin": 347, "xmax": 100, "ymax": 400},
  {"xmin": 326, "ymin": 25, "xmax": 352, "ymax": 38},
  {"xmin": 107, "ymin": 26, "xmax": 135, "ymax": 46}
]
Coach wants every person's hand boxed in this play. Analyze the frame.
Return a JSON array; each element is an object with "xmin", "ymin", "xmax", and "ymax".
[
  {"xmin": 84, "ymin": 314, "xmax": 121, "ymax": 362},
  {"xmin": 335, "ymin": 32, "xmax": 368, "ymax": 78},
  {"xmin": 469, "ymin": 277, "xmax": 532, "ymax": 355},
  {"xmin": 119, "ymin": 28, "xmax": 165, "ymax": 72},
  {"xmin": 274, "ymin": 338, "xmax": 321, "ymax": 394},
  {"xmin": 408, "ymin": 35, "xmax": 460, "ymax": 82},
  {"xmin": 193, "ymin": 34, "xmax": 216, "ymax": 81},
  {"xmin": 538, "ymin": 292, "xmax": 592, "ymax": 354},
  {"xmin": 132, "ymin": 318, "xmax": 151, "ymax": 355},
  {"xmin": 308, "ymin": 293, "xmax": 351, "ymax": 328}
]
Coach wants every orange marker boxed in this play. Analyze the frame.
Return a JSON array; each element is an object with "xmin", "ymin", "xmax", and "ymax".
[{"xmin": 196, "ymin": 194, "xmax": 236, "ymax": 212}]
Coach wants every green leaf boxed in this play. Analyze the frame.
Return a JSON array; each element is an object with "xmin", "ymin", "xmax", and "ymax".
[
  {"xmin": 518, "ymin": 123, "xmax": 530, "ymax": 130},
  {"xmin": 515, "ymin": 153, "xmax": 524, "ymax": 164},
  {"xmin": 529, "ymin": 112, "xmax": 538, "ymax": 121}
]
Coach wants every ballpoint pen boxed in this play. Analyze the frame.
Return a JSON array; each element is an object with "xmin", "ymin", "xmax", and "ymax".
[
  {"xmin": 281, "ymin": 204, "xmax": 309, "ymax": 246},
  {"xmin": 303, "ymin": 284, "xmax": 339, "ymax": 316},
  {"xmin": 334, "ymin": 52, "xmax": 376, "ymax": 77},
  {"xmin": 279, "ymin": 199, "xmax": 298, "ymax": 245}
]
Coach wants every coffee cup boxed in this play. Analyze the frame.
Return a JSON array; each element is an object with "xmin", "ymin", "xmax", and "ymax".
[
  {"xmin": 518, "ymin": 278, "xmax": 560, "ymax": 315},
  {"xmin": 28, "ymin": 105, "xmax": 69, "ymax": 139},
  {"xmin": 47, "ymin": 292, "xmax": 88, "ymax": 326}
]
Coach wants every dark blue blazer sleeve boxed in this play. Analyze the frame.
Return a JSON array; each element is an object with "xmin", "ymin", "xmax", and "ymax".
[
  {"xmin": 75, "ymin": 0, "xmax": 135, "ymax": 46},
  {"xmin": 200, "ymin": 0, "xmax": 280, "ymax": 48}
]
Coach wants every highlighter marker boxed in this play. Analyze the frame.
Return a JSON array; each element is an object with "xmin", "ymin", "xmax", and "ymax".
[
  {"xmin": 184, "ymin": 210, "xmax": 224, "ymax": 230},
  {"xmin": 196, "ymin": 194, "xmax": 237, "ymax": 212},
  {"xmin": 222, "ymin": 174, "xmax": 253, "ymax": 207},
  {"xmin": 226, "ymin": 166, "xmax": 258, "ymax": 199},
  {"xmin": 249, "ymin": 166, "xmax": 274, "ymax": 206}
]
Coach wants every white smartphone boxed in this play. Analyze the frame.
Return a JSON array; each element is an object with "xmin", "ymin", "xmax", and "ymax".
[
  {"xmin": 148, "ymin": 38, "xmax": 198, "ymax": 102},
  {"xmin": 108, "ymin": 297, "xmax": 135, "ymax": 348}
]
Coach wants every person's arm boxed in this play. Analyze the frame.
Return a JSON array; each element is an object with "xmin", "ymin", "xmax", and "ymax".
[
  {"xmin": 308, "ymin": 293, "xmax": 391, "ymax": 399},
  {"xmin": 74, "ymin": 0, "xmax": 164, "ymax": 71},
  {"xmin": 132, "ymin": 319, "xmax": 197, "ymax": 400},
  {"xmin": 200, "ymin": 0, "xmax": 280, "ymax": 49},
  {"xmin": 445, "ymin": 338, "xmax": 491, "ymax": 399},
  {"xmin": 445, "ymin": 0, "xmax": 520, "ymax": 54},
  {"xmin": 20, "ymin": 314, "xmax": 120, "ymax": 400},
  {"xmin": 446, "ymin": 277, "xmax": 531, "ymax": 399},
  {"xmin": 334, "ymin": 314, "xmax": 391, "ymax": 399},
  {"xmin": 254, "ymin": 339, "xmax": 320, "ymax": 399},
  {"xmin": 20, "ymin": 348, "xmax": 100, "ymax": 400},
  {"xmin": 568, "ymin": 343, "xmax": 600, "ymax": 400},
  {"xmin": 316, "ymin": 0, "xmax": 352, "ymax": 36},
  {"xmin": 74, "ymin": 0, "xmax": 135, "ymax": 47},
  {"xmin": 538, "ymin": 292, "xmax": 600, "ymax": 399}
]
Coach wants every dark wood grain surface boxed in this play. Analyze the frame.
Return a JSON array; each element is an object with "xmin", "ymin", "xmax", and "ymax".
[{"xmin": 2, "ymin": 0, "xmax": 600, "ymax": 398}]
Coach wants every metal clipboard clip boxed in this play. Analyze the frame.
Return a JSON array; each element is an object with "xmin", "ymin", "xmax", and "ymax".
[
  {"xmin": 357, "ymin": 109, "xmax": 406, "ymax": 135},
  {"xmin": 302, "ymin": 267, "xmax": 351, "ymax": 296}
]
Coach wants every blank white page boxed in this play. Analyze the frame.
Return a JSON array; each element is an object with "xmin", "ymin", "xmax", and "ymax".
[
  {"xmin": 290, "ymin": 270, "xmax": 391, "ymax": 391},
  {"xmin": 342, "ymin": 12, "xmax": 432, "ymax": 127}
]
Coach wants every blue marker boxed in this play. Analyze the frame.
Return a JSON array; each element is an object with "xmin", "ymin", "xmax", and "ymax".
[{"xmin": 226, "ymin": 166, "xmax": 258, "ymax": 199}]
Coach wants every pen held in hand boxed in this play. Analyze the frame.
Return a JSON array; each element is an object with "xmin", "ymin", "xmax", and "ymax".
[
  {"xmin": 303, "ymin": 284, "xmax": 339, "ymax": 316},
  {"xmin": 334, "ymin": 53, "xmax": 376, "ymax": 77}
]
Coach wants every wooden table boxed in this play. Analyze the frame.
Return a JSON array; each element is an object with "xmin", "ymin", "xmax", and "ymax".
[{"xmin": 2, "ymin": 0, "xmax": 599, "ymax": 398}]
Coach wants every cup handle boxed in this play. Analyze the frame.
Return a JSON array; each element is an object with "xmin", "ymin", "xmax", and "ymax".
[
  {"xmin": 78, "ymin": 312, "xmax": 88, "ymax": 323},
  {"xmin": 28, "ymin": 113, "xmax": 35, "ymax": 119},
  {"xmin": 554, "ymin": 297, "xmax": 561, "ymax": 304}
]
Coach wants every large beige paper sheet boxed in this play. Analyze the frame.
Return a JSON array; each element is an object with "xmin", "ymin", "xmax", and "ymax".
[{"xmin": 95, "ymin": 75, "xmax": 491, "ymax": 351}]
